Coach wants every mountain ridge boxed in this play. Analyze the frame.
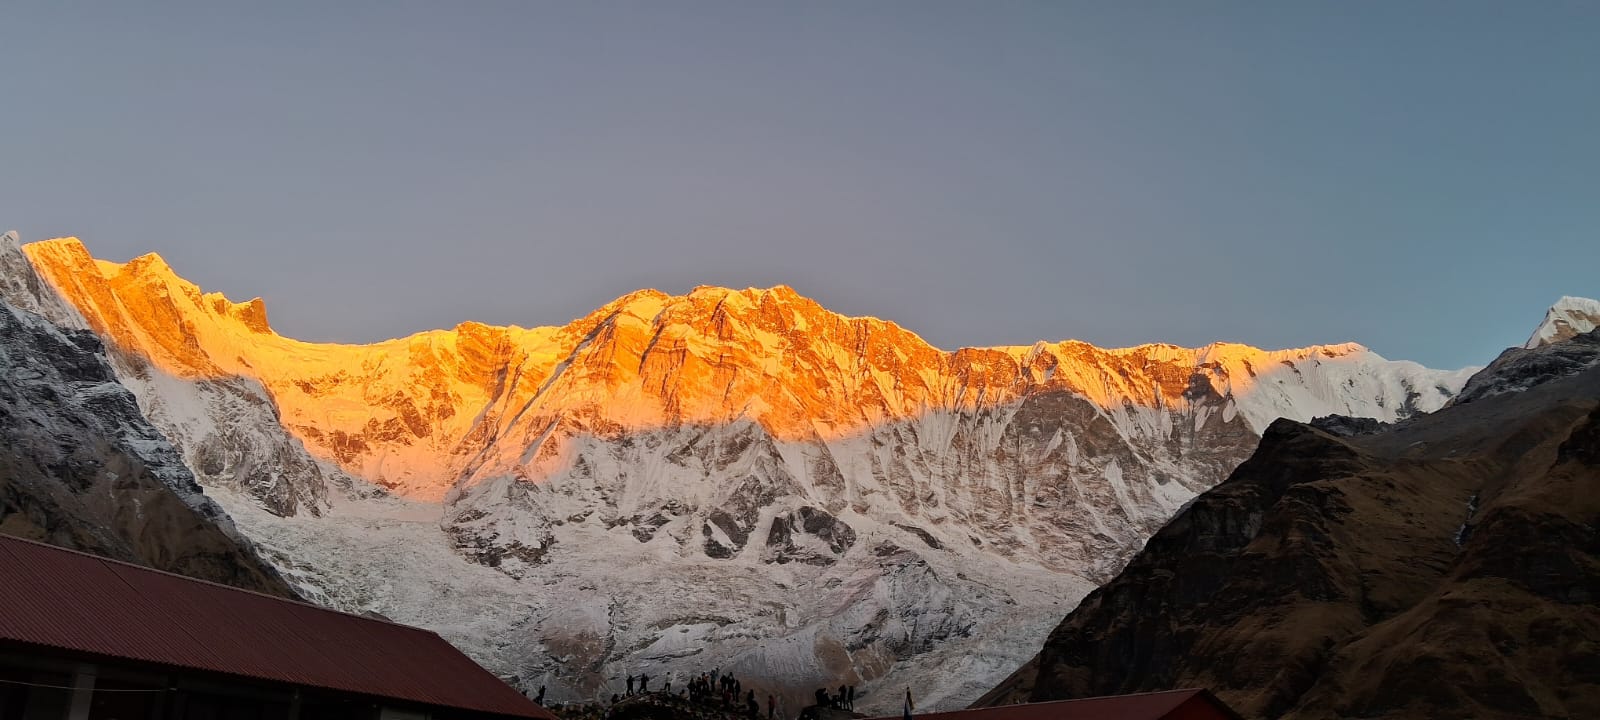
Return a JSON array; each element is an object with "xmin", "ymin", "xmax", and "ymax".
[
  {"xmin": 27, "ymin": 237, "xmax": 1387, "ymax": 359},
  {"xmin": 20, "ymin": 235, "xmax": 1471, "ymax": 502},
  {"xmin": 32, "ymin": 237, "xmax": 1388, "ymax": 361}
]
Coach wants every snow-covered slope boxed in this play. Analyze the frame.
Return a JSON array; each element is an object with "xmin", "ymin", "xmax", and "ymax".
[
  {"xmin": 1525, "ymin": 296, "xmax": 1600, "ymax": 349},
  {"xmin": 6, "ymin": 234, "xmax": 1478, "ymax": 712}
]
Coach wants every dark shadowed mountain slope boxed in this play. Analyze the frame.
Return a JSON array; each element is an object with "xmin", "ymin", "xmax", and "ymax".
[
  {"xmin": 1453, "ymin": 327, "xmax": 1600, "ymax": 404},
  {"xmin": 979, "ymin": 331, "xmax": 1600, "ymax": 719},
  {"xmin": 0, "ymin": 296, "xmax": 294, "ymax": 596}
]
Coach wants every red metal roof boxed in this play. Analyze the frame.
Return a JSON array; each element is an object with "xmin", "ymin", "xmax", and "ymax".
[
  {"xmin": 872, "ymin": 690, "xmax": 1242, "ymax": 720},
  {"xmin": 0, "ymin": 534, "xmax": 554, "ymax": 719}
]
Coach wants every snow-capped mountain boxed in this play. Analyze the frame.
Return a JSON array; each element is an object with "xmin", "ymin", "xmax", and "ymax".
[
  {"xmin": 1, "ymin": 232, "xmax": 1478, "ymax": 711},
  {"xmin": 1525, "ymin": 295, "xmax": 1600, "ymax": 349}
]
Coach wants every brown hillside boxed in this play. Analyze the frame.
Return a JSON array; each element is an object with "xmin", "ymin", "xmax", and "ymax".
[{"xmin": 981, "ymin": 341, "xmax": 1600, "ymax": 719}]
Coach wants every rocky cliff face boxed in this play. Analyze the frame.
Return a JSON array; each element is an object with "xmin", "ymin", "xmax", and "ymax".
[
  {"xmin": 0, "ymin": 291, "xmax": 294, "ymax": 596},
  {"xmin": 981, "ymin": 328, "xmax": 1600, "ymax": 719},
  {"xmin": 1455, "ymin": 325, "xmax": 1600, "ymax": 404},
  {"xmin": 4, "ymin": 233, "xmax": 1477, "ymax": 711}
]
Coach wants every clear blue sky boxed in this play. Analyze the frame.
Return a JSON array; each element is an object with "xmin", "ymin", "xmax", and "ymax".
[{"xmin": 3, "ymin": 1, "xmax": 1596, "ymax": 369}]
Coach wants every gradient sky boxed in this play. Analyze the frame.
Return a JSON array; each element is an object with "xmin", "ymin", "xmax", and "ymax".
[{"xmin": 3, "ymin": 1, "xmax": 1596, "ymax": 369}]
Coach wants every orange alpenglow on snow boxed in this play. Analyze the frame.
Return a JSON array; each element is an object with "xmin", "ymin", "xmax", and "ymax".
[{"xmin": 21, "ymin": 237, "xmax": 1449, "ymax": 501}]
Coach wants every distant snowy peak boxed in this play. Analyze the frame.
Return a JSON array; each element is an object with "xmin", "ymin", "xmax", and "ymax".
[{"xmin": 1525, "ymin": 296, "xmax": 1600, "ymax": 349}]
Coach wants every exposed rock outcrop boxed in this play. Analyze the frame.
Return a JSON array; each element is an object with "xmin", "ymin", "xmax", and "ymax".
[{"xmin": 1455, "ymin": 327, "xmax": 1600, "ymax": 404}]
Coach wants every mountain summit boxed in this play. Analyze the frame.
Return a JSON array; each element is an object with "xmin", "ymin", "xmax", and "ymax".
[{"xmin": 1526, "ymin": 295, "xmax": 1600, "ymax": 349}]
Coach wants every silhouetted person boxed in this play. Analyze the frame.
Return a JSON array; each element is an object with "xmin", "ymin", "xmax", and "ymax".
[
  {"xmin": 847, "ymin": 686, "xmax": 856, "ymax": 710},
  {"xmin": 815, "ymin": 688, "xmax": 829, "ymax": 708},
  {"xmin": 536, "ymin": 686, "xmax": 546, "ymax": 705},
  {"xmin": 641, "ymin": 674, "xmax": 650, "ymax": 693},
  {"xmin": 627, "ymin": 675, "xmax": 635, "ymax": 696},
  {"xmin": 768, "ymin": 694, "xmax": 776, "ymax": 720}
]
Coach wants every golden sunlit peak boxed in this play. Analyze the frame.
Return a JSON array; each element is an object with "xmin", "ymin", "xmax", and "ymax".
[
  {"xmin": 125, "ymin": 251, "xmax": 176, "ymax": 273},
  {"xmin": 1193, "ymin": 340, "xmax": 1368, "ymax": 361},
  {"xmin": 591, "ymin": 285, "xmax": 816, "ymax": 325},
  {"xmin": 27, "ymin": 238, "xmax": 104, "ymax": 276},
  {"xmin": 226, "ymin": 296, "xmax": 273, "ymax": 334},
  {"xmin": 598, "ymin": 287, "xmax": 672, "ymax": 310},
  {"xmin": 32, "ymin": 236, "xmax": 90, "ymax": 255},
  {"xmin": 686, "ymin": 283, "xmax": 802, "ymax": 299}
]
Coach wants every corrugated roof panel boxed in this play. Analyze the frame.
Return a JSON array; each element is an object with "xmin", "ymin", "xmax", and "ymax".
[
  {"xmin": 0, "ymin": 538, "xmax": 226, "ymax": 669},
  {"xmin": 0, "ymin": 535, "xmax": 552, "ymax": 719},
  {"xmin": 869, "ymin": 690, "xmax": 1238, "ymax": 720}
]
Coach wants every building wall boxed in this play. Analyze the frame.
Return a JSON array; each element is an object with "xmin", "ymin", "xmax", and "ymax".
[{"xmin": 0, "ymin": 646, "xmax": 456, "ymax": 720}]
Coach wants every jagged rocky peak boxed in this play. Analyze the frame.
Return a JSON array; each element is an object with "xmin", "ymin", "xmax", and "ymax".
[
  {"xmin": 1525, "ymin": 295, "xmax": 1600, "ymax": 349},
  {"xmin": 210, "ymin": 295, "xmax": 273, "ymax": 333},
  {"xmin": 124, "ymin": 250, "xmax": 179, "ymax": 277}
]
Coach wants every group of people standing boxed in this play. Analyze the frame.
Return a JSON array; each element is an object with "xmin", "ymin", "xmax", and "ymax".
[
  {"xmin": 623, "ymin": 673, "xmax": 657, "ymax": 696},
  {"xmin": 583, "ymin": 668, "xmax": 862, "ymax": 720},
  {"xmin": 813, "ymin": 685, "xmax": 856, "ymax": 711},
  {"xmin": 686, "ymin": 669, "xmax": 777, "ymax": 719},
  {"xmin": 686, "ymin": 670, "xmax": 740, "ymax": 705},
  {"xmin": 608, "ymin": 668, "xmax": 779, "ymax": 720}
]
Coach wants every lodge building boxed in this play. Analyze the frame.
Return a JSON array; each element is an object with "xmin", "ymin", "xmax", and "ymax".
[{"xmin": 0, "ymin": 534, "xmax": 554, "ymax": 720}]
